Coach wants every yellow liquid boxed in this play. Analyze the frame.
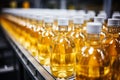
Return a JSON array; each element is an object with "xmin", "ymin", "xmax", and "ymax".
[
  {"xmin": 76, "ymin": 35, "xmax": 111, "ymax": 80},
  {"xmin": 27, "ymin": 25, "xmax": 39, "ymax": 57},
  {"xmin": 38, "ymin": 27, "xmax": 54, "ymax": 65},
  {"xmin": 100, "ymin": 24, "xmax": 107, "ymax": 41},
  {"xmin": 68, "ymin": 20, "xmax": 74, "ymax": 32},
  {"xmin": 29, "ymin": 35, "xmax": 38, "ymax": 57},
  {"xmin": 51, "ymin": 32, "xmax": 75, "ymax": 78},
  {"xmin": 102, "ymin": 27, "xmax": 120, "ymax": 80},
  {"xmin": 68, "ymin": 24, "xmax": 85, "ymax": 53},
  {"xmin": 38, "ymin": 44, "xmax": 50, "ymax": 65},
  {"xmin": 1, "ymin": 16, "xmax": 21, "ymax": 40},
  {"xmin": 76, "ymin": 52, "xmax": 111, "ymax": 80}
]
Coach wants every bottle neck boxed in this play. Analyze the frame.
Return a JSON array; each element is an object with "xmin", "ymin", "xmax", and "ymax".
[
  {"xmin": 68, "ymin": 20, "xmax": 74, "ymax": 31},
  {"xmin": 37, "ymin": 20, "xmax": 43, "ymax": 27},
  {"xmin": 107, "ymin": 27, "xmax": 120, "ymax": 38},
  {"xmin": 86, "ymin": 34, "xmax": 101, "ymax": 47},
  {"xmin": 74, "ymin": 24, "xmax": 83, "ymax": 32},
  {"xmin": 36, "ymin": 20, "xmax": 44, "ymax": 32},
  {"xmin": 44, "ymin": 23, "xmax": 53, "ymax": 31},
  {"xmin": 58, "ymin": 25, "xmax": 68, "ymax": 36}
]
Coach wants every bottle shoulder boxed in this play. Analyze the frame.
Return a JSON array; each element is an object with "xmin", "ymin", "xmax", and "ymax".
[
  {"xmin": 42, "ymin": 30, "xmax": 55, "ymax": 37},
  {"xmin": 102, "ymin": 36, "xmax": 120, "ymax": 45},
  {"xmin": 67, "ymin": 31, "xmax": 85, "ymax": 39},
  {"xmin": 52, "ymin": 36, "xmax": 75, "ymax": 53},
  {"xmin": 77, "ymin": 46, "xmax": 110, "ymax": 65}
]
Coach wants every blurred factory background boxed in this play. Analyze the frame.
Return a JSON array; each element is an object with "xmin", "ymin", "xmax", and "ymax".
[{"xmin": 0, "ymin": 0, "xmax": 120, "ymax": 17}]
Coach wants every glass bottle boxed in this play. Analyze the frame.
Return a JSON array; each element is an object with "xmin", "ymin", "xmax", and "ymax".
[
  {"xmin": 76, "ymin": 22, "xmax": 111, "ymax": 80},
  {"xmin": 24, "ymin": 14, "xmax": 38, "ymax": 56},
  {"xmin": 38, "ymin": 16, "xmax": 54, "ymax": 66},
  {"xmin": 69, "ymin": 16, "xmax": 85, "ymax": 53},
  {"xmin": 36, "ymin": 14, "xmax": 44, "ymax": 59},
  {"xmin": 102, "ymin": 19, "xmax": 120, "ymax": 80},
  {"xmin": 50, "ymin": 18, "xmax": 75, "ymax": 79},
  {"xmin": 22, "ymin": 14, "xmax": 32, "ymax": 49}
]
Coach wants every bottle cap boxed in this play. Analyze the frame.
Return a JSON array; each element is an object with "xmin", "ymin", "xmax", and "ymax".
[
  {"xmin": 108, "ymin": 18, "xmax": 120, "ymax": 26},
  {"xmin": 36, "ymin": 14, "xmax": 44, "ymax": 20},
  {"xmin": 112, "ymin": 11, "xmax": 120, "ymax": 16},
  {"xmin": 30, "ymin": 14, "xmax": 37, "ymax": 20},
  {"xmin": 112, "ymin": 14, "xmax": 120, "ymax": 19},
  {"xmin": 97, "ymin": 11, "xmax": 107, "ymax": 19},
  {"xmin": 83, "ymin": 14, "xmax": 90, "ymax": 21},
  {"xmin": 87, "ymin": 10, "xmax": 96, "ymax": 19},
  {"xmin": 58, "ymin": 18, "xmax": 69, "ymax": 26},
  {"xmin": 94, "ymin": 17, "xmax": 105, "ymax": 24},
  {"xmin": 86, "ymin": 22, "xmax": 102, "ymax": 34},
  {"xmin": 73, "ymin": 16, "xmax": 84, "ymax": 24},
  {"xmin": 44, "ymin": 16, "xmax": 54, "ymax": 23}
]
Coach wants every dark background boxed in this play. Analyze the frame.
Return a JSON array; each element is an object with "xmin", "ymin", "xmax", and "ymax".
[{"xmin": 0, "ymin": 0, "xmax": 119, "ymax": 10}]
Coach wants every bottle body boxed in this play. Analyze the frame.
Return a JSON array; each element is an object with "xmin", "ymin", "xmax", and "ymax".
[
  {"xmin": 76, "ymin": 35, "xmax": 111, "ymax": 80},
  {"xmin": 102, "ymin": 27, "xmax": 120, "ymax": 80},
  {"xmin": 51, "ymin": 32, "xmax": 75, "ymax": 78},
  {"xmin": 38, "ymin": 23, "xmax": 54, "ymax": 65},
  {"xmin": 76, "ymin": 21, "xmax": 111, "ymax": 80}
]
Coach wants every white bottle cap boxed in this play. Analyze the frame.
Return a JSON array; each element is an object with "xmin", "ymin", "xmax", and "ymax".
[
  {"xmin": 36, "ymin": 14, "xmax": 44, "ymax": 20},
  {"xmin": 112, "ymin": 11, "xmax": 120, "ymax": 16},
  {"xmin": 30, "ymin": 15, "xmax": 37, "ymax": 20},
  {"xmin": 58, "ymin": 18, "xmax": 69, "ymax": 26},
  {"xmin": 73, "ymin": 16, "xmax": 84, "ymax": 24},
  {"xmin": 97, "ymin": 11, "xmax": 107, "ymax": 19},
  {"xmin": 108, "ymin": 19, "xmax": 120, "ymax": 26},
  {"xmin": 112, "ymin": 14, "xmax": 120, "ymax": 19},
  {"xmin": 87, "ymin": 10, "xmax": 96, "ymax": 19},
  {"xmin": 94, "ymin": 17, "xmax": 105, "ymax": 24},
  {"xmin": 86, "ymin": 22, "xmax": 102, "ymax": 34},
  {"xmin": 83, "ymin": 14, "xmax": 90, "ymax": 21},
  {"xmin": 44, "ymin": 16, "xmax": 54, "ymax": 23}
]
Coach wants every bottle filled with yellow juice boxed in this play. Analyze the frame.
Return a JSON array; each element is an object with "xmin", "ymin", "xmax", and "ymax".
[
  {"xmin": 27, "ymin": 15, "xmax": 39, "ymax": 57},
  {"xmin": 76, "ymin": 22, "xmax": 111, "ymax": 80},
  {"xmin": 102, "ymin": 19, "xmax": 120, "ymax": 80},
  {"xmin": 22, "ymin": 14, "xmax": 32, "ymax": 49},
  {"xmin": 38, "ymin": 16, "xmax": 55, "ymax": 66},
  {"xmin": 68, "ymin": 16, "xmax": 85, "ymax": 53},
  {"xmin": 50, "ymin": 18, "xmax": 75, "ymax": 79}
]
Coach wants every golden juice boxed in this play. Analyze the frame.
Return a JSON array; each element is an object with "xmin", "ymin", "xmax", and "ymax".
[
  {"xmin": 23, "ymin": 17, "xmax": 32, "ymax": 49},
  {"xmin": 38, "ymin": 16, "xmax": 54, "ymax": 65},
  {"xmin": 27, "ymin": 18, "xmax": 38, "ymax": 57},
  {"xmin": 68, "ymin": 16, "xmax": 85, "ymax": 53},
  {"xmin": 76, "ymin": 22, "xmax": 111, "ymax": 80},
  {"xmin": 102, "ymin": 19, "xmax": 120, "ymax": 80},
  {"xmin": 51, "ymin": 18, "xmax": 75, "ymax": 79}
]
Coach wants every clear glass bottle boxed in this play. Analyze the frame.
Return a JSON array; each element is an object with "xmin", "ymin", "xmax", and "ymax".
[
  {"xmin": 25, "ymin": 15, "xmax": 38, "ymax": 57},
  {"xmin": 38, "ymin": 16, "xmax": 54, "ymax": 66},
  {"xmin": 50, "ymin": 18, "xmax": 75, "ymax": 79},
  {"xmin": 69, "ymin": 16, "xmax": 85, "ymax": 53},
  {"xmin": 36, "ymin": 15, "xmax": 44, "ymax": 59},
  {"xmin": 23, "ymin": 14, "xmax": 32, "ymax": 49},
  {"xmin": 102, "ymin": 19, "xmax": 120, "ymax": 80},
  {"xmin": 76, "ymin": 22, "xmax": 111, "ymax": 80}
]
